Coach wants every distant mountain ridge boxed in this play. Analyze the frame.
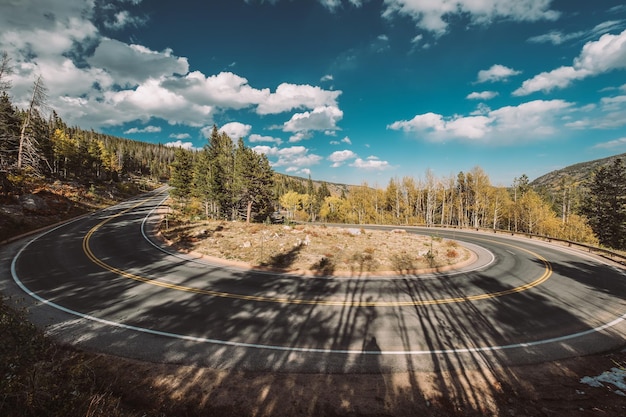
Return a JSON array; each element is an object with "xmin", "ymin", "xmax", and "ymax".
[{"xmin": 531, "ymin": 152, "xmax": 626, "ymax": 191}]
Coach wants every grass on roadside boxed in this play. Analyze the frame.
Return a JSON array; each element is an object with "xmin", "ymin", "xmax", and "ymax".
[{"xmin": 0, "ymin": 295, "xmax": 135, "ymax": 417}]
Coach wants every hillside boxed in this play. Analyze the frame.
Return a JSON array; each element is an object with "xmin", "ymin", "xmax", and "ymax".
[{"xmin": 531, "ymin": 152, "xmax": 626, "ymax": 191}]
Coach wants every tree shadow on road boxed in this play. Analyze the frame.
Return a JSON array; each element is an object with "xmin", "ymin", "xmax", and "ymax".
[{"xmin": 8, "ymin": 200, "xmax": 626, "ymax": 417}]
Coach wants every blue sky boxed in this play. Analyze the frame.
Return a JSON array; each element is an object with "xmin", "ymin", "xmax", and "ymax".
[{"xmin": 2, "ymin": 0, "xmax": 626, "ymax": 186}]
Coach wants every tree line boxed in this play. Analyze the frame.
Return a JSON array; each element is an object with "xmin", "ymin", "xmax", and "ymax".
[
  {"xmin": 277, "ymin": 167, "xmax": 599, "ymax": 246},
  {"xmin": 0, "ymin": 52, "xmax": 176, "ymax": 193},
  {"xmin": 169, "ymin": 130, "xmax": 626, "ymax": 250},
  {"xmin": 169, "ymin": 126, "xmax": 274, "ymax": 223},
  {"xmin": 169, "ymin": 132, "xmax": 606, "ymax": 248}
]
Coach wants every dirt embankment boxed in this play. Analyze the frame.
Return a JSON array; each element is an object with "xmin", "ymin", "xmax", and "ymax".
[{"xmin": 0, "ymin": 179, "xmax": 151, "ymax": 242}]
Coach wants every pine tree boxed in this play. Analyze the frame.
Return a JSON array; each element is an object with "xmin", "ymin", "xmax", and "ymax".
[
  {"xmin": 234, "ymin": 138, "xmax": 274, "ymax": 222},
  {"xmin": 206, "ymin": 126, "xmax": 235, "ymax": 219},
  {"xmin": 193, "ymin": 147, "xmax": 215, "ymax": 218},
  {"xmin": 169, "ymin": 147, "xmax": 194, "ymax": 201},
  {"xmin": 584, "ymin": 158, "xmax": 626, "ymax": 249},
  {"xmin": 0, "ymin": 92, "xmax": 20, "ymax": 169}
]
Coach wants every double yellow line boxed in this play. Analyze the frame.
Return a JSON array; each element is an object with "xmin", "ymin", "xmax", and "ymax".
[{"xmin": 82, "ymin": 195, "xmax": 553, "ymax": 307}]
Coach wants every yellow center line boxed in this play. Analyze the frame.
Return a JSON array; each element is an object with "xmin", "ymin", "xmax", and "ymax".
[{"xmin": 82, "ymin": 194, "xmax": 553, "ymax": 307}]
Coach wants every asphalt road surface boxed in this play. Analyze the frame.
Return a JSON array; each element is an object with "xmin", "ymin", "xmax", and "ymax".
[{"xmin": 2, "ymin": 188, "xmax": 625, "ymax": 373}]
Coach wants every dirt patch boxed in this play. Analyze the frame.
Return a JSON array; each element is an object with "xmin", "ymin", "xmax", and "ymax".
[{"xmin": 160, "ymin": 220, "xmax": 472, "ymax": 276}]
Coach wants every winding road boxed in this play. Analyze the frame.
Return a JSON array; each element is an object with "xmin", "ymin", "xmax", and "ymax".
[{"xmin": 2, "ymin": 188, "xmax": 626, "ymax": 373}]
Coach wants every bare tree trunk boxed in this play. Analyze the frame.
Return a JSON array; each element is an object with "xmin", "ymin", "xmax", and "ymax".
[
  {"xmin": 18, "ymin": 75, "xmax": 47, "ymax": 172},
  {"xmin": 246, "ymin": 200, "xmax": 252, "ymax": 223}
]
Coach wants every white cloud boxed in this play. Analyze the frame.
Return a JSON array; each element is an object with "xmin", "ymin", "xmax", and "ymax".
[
  {"xmin": 288, "ymin": 132, "xmax": 313, "ymax": 143},
  {"xmin": 88, "ymin": 38, "xmax": 189, "ymax": 87},
  {"xmin": 253, "ymin": 145, "xmax": 323, "ymax": 170},
  {"xmin": 382, "ymin": 0, "xmax": 559, "ymax": 35},
  {"xmin": 165, "ymin": 140, "xmax": 195, "ymax": 150},
  {"xmin": 600, "ymin": 95, "xmax": 626, "ymax": 112},
  {"xmin": 103, "ymin": 10, "xmax": 146, "ymax": 30},
  {"xmin": 249, "ymin": 134, "xmax": 283, "ymax": 145},
  {"xmin": 528, "ymin": 30, "xmax": 581, "ymax": 45},
  {"xmin": 283, "ymin": 106, "xmax": 344, "ymax": 134},
  {"xmin": 564, "ymin": 94, "xmax": 626, "ymax": 130},
  {"xmin": 489, "ymin": 100, "xmax": 572, "ymax": 135},
  {"xmin": 102, "ymin": 78, "xmax": 215, "ymax": 127},
  {"xmin": 329, "ymin": 136, "xmax": 352, "ymax": 145},
  {"xmin": 1, "ymin": 0, "xmax": 349, "ymax": 135},
  {"xmin": 388, "ymin": 99, "xmax": 574, "ymax": 143},
  {"xmin": 350, "ymin": 156, "xmax": 390, "ymax": 170},
  {"xmin": 593, "ymin": 137, "xmax": 626, "ymax": 149},
  {"xmin": 256, "ymin": 83, "xmax": 341, "ymax": 115},
  {"xmin": 219, "ymin": 122, "xmax": 251, "ymax": 139},
  {"xmin": 528, "ymin": 20, "xmax": 626, "ymax": 45},
  {"xmin": 476, "ymin": 64, "xmax": 521, "ymax": 83},
  {"xmin": 169, "ymin": 133, "xmax": 191, "ymax": 140},
  {"xmin": 514, "ymin": 29, "xmax": 626, "ymax": 96},
  {"xmin": 411, "ymin": 34, "xmax": 423, "ymax": 45},
  {"xmin": 328, "ymin": 150, "xmax": 357, "ymax": 167},
  {"xmin": 513, "ymin": 66, "xmax": 586, "ymax": 96},
  {"xmin": 319, "ymin": 0, "xmax": 342, "ymax": 10},
  {"xmin": 321, "ymin": 74, "xmax": 334, "ymax": 82},
  {"xmin": 589, "ymin": 94, "xmax": 626, "ymax": 129},
  {"xmin": 467, "ymin": 91, "xmax": 498, "ymax": 100},
  {"xmin": 164, "ymin": 71, "xmax": 268, "ymax": 110},
  {"xmin": 124, "ymin": 125, "xmax": 162, "ymax": 134}
]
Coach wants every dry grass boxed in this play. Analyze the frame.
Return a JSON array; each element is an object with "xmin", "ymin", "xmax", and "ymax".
[{"xmin": 161, "ymin": 220, "xmax": 471, "ymax": 276}]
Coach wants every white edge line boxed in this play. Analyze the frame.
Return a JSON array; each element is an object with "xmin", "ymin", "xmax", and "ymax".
[{"xmin": 9, "ymin": 192, "xmax": 626, "ymax": 356}]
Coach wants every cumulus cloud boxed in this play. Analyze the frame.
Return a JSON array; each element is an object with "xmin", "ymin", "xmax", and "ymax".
[
  {"xmin": 88, "ymin": 39, "xmax": 189, "ymax": 87},
  {"xmin": 476, "ymin": 64, "xmax": 521, "ymax": 83},
  {"xmin": 328, "ymin": 150, "xmax": 357, "ymax": 167},
  {"xmin": 165, "ymin": 140, "xmax": 195, "ymax": 150},
  {"xmin": 331, "ymin": 136, "xmax": 352, "ymax": 145},
  {"xmin": 514, "ymin": 29, "xmax": 626, "ymax": 96},
  {"xmin": 256, "ymin": 83, "xmax": 341, "ymax": 115},
  {"xmin": 253, "ymin": 145, "xmax": 323, "ymax": 170},
  {"xmin": 0, "ymin": 0, "xmax": 346, "ymax": 132},
  {"xmin": 103, "ymin": 78, "xmax": 215, "ymax": 126},
  {"xmin": 282, "ymin": 106, "xmax": 344, "ymax": 134},
  {"xmin": 467, "ymin": 91, "xmax": 498, "ymax": 100},
  {"xmin": 388, "ymin": 99, "xmax": 574, "ymax": 143},
  {"xmin": 382, "ymin": 0, "xmax": 559, "ymax": 35},
  {"xmin": 163, "ymin": 71, "xmax": 268, "ymax": 110},
  {"xmin": 351, "ymin": 156, "xmax": 390, "ymax": 170},
  {"xmin": 219, "ymin": 122, "xmax": 251, "ymax": 139},
  {"xmin": 124, "ymin": 125, "xmax": 161, "ymax": 134}
]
